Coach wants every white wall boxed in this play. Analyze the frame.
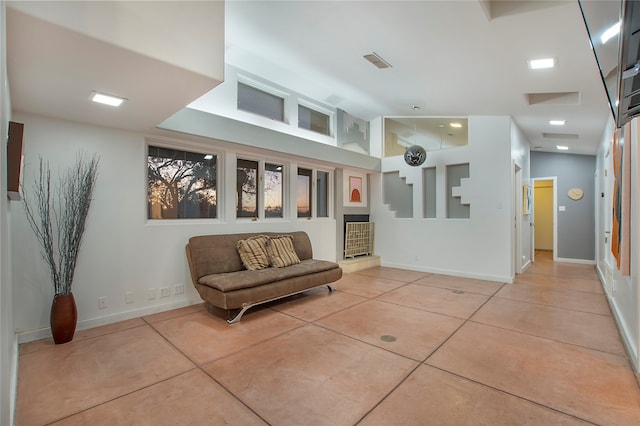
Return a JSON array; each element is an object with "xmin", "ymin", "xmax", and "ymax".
[
  {"xmin": 0, "ymin": 1, "xmax": 18, "ymax": 425},
  {"xmin": 371, "ymin": 116, "xmax": 514, "ymax": 282},
  {"xmin": 511, "ymin": 120, "xmax": 532, "ymax": 273},
  {"xmin": 0, "ymin": 0, "xmax": 17, "ymax": 423},
  {"xmin": 11, "ymin": 113, "xmax": 337, "ymax": 342},
  {"xmin": 189, "ymin": 65, "xmax": 340, "ymax": 147},
  {"xmin": 596, "ymin": 115, "xmax": 639, "ymax": 372}
]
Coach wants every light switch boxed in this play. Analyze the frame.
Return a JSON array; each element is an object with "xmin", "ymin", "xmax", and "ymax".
[{"xmin": 559, "ymin": 205, "xmax": 566, "ymax": 212}]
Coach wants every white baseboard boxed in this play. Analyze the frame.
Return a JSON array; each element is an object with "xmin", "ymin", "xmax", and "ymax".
[
  {"xmin": 380, "ymin": 261, "xmax": 512, "ymax": 283},
  {"xmin": 596, "ymin": 262, "xmax": 639, "ymax": 374},
  {"xmin": 607, "ymin": 294, "xmax": 639, "ymax": 374},
  {"xmin": 16, "ymin": 298, "xmax": 202, "ymax": 344},
  {"xmin": 555, "ymin": 257, "xmax": 596, "ymax": 265},
  {"xmin": 10, "ymin": 335, "xmax": 18, "ymax": 426}
]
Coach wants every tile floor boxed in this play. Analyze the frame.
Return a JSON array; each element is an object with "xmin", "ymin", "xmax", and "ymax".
[{"xmin": 16, "ymin": 252, "xmax": 640, "ymax": 425}]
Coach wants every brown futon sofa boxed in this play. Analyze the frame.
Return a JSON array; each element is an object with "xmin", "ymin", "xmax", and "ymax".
[{"xmin": 186, "ymin": 231, "xmax": 342, "ymax": 323}]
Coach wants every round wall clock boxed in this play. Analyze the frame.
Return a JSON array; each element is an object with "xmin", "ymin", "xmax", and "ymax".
[{"xmin": 568, "ymin": 187, "xmax": 584, "ymax": 200}]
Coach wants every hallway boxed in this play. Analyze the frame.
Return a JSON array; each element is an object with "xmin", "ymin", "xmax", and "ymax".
[{"xmin": 15, "ymin": 255, "xmax": 640, "ymax": 425}]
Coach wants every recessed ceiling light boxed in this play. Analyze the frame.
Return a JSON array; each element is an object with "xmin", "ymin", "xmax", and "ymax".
[
  {"xmin": 528, "ymin": 58, "xmax": 555, "ymax": 69},
  {"xmin": 549, "ymin": 120, "xmax": 566, "ymax": 126},
  {"xmin": 556, "ymin": 145, "xmax": 569, "ymax": 150},
  {"xmin": 601, "ymin": 22, "xmax": 621, "ymax": 44},
  {"xmin": 204, "ymin": 154, "xmax": 213, "ymax": 160},
  {"xmin": 90, "ymin": 91, "xmax": 126, "ymax": 107},
  {"xmin": 450, "ymin": 122, "xmax": 462, "ymax": 128}
]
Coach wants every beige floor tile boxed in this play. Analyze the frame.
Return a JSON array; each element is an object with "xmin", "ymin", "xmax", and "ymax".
[
  {"xmin": 142, "ymin": 302, "xmax": 206, "ymax": 324},
  {"xmin": 378, "ymin": 284, "xmax": 489, "ymax": 319},
  {"xmin": 497, "ymin": 282, "xmax": 611, "ymax": 315},
  {"xmin": 526, "ymin": 258, "xmax": 598, "ymax": 280},
  {"xmin": 515, "ymin": 274, "xmax": 603, "ymax": 293},
  {"xmin": 205, "ymin": 324, "xmax": 417, "ymax": 426},
  {"xmin": 332, "ymin": 272, "xmax": 407, "ymax": 298},
  {"xmin": 19, "ymin": 317, "xmax": 146, "ymax": 355},
  {"xmin": 16, "ymin": 326, "xmax": 195, "ymax": 425},
  {"xmin": 356, "ymin": 266, "xmax": 430, "ymax": 283},
  {"xmin": 317, "ymin": 300, "xmax": 463, "ymax": 361},
  {"xmin": 360, "ymin": 365, "xmax": 589, "ymax": 425},
  {"xmin": 150, "ymin": 308, "xmax": 304, "ymax": 365},
  {"xmin": 427, "ymin": 322, "xmax": 640, "ymax": 426},
  {"xmin": 52, "ymin": 369, "xmax": 266, "ymax": 426},
  {"xmin": 471, "ymin": 297, "xmax": 626, "ymax": 355},
  {"xmin": 15, "ymin": 259, "xmax": 640, "ymax": 425},
  {"xmin": 270, "ymin": 287, "xmax": 367, "ymax": 322},
  {"xmin": 414, "ymin": 274, "xmax": 504, "ymax": 295}
]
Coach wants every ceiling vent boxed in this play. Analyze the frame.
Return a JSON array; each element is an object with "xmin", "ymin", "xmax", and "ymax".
[
  {"xmin": 542, "ymin": 132, "xmax": 579, "ymax": 140},
  {"xmin": 526, "ymin": 92, "xmax": 580, "ymax": 105},
  {"xmin": 364, "ymin": 52, "xmax": 392, "ymax": 69}
]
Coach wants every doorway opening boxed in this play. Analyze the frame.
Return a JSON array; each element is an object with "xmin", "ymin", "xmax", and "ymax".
[{"xmin": 532, "ymin": 177, "xmax": 557, "ymax": 262}]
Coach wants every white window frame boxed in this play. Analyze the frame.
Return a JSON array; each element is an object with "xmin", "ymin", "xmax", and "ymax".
[
  {"xmin": 236, "ymin": 155, "xmax": 288, "ymax": 221},
  {"xmin": 297, "ymin": 163, "xmax": 334, "ymax": 220},
  {"xmin": 297, "ymin": 98, "xmax": 335, "ymax": 138},
  {"xmin": 145, "ymin": 138, "xmax": 223, "ymax": 224},
  {"xmin": 237, "ymin": 75, "xmax": 290, "ymax": 124}
]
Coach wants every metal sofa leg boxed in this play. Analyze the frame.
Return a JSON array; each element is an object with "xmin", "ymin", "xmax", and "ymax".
[
  {"xmin": 226, "ymin": 284, "xmax": 335, "ymax": 324},
  {"xmin": 227, "ymin": 305, "xmax": 251, "ymax": 324}
]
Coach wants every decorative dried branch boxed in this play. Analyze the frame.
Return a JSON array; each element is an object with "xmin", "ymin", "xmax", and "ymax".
[{"xmin": 22, "ymin": 153, "xmax": 99, "ymax": 295}]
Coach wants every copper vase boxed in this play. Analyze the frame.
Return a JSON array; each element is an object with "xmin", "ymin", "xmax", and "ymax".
[{"xmin": 50, "ymin": 293, "xmax": 77, "ymax": 344}]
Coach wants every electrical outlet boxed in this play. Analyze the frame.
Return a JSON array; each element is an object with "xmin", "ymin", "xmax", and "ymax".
[
  {"xmin": 160, "ymin": 286, "xmax": 170, "ymax": 298},
  {"xmin": 125, "ymin": 292, "xmax": 134, "ymax": 304},
  {"xmin": 98, "ymin": 296, "xmax": 107, "ymax": 310},
  {"xmin": 147, "ymin": 288, "xmax": 156, "ymax": 300},
  {"xmin": 174, "ymin": 283, "xmax": 184, "ymax": 295}
]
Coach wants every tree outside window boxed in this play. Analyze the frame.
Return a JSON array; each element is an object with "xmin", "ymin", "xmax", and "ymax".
[
  {"xmin": 147, "ymin": 146, "xmax": 217, "ymax": 219},
  {"xmin": 237, "ymin": 158, "xmax": 258, "ymax": 218},
  {"xmin": 297, "ymin": 168, "xmax": 312, "ymax": 218},
  {"xmin": 265, "ymin": 163, "xmax": 283, "ymax": 218}
]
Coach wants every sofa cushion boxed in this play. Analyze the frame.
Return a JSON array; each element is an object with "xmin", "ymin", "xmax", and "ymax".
[
  {"xmin": 198, "ymin": 259, "xmax": 339, "ymax": 292},
  {"xmin": 236, "ymin": 235, "xmax": 270, "ymax": 270},
  {"xmin": 267, "ymin": 235, "xmax": 301, "ymax": 268}
]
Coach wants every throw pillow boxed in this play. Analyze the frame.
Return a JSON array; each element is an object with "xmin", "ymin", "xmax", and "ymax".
[
  {"xmin": 266, "ymin": 235, "xmax": 301, "ymax": 268},
  {"xmin": 236, "ymin": 235, "xmax": 270, "ymax": 270}
]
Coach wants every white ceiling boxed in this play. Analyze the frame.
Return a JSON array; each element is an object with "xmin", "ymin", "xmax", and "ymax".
[{"xmin": 7, "ymin": 0, "xmax": 612, "ymax": 156}]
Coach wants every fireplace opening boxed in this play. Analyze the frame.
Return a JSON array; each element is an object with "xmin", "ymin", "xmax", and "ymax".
[{"xmin": 344, "ymin": 214, "xmax": 374, "ymax": 259}]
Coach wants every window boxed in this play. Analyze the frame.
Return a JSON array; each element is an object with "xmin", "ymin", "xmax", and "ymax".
[
  {"xmin": 383, "ymin": 117, "xmax": 468, "ymax": 158},
  {"xmin": 316, "ymin": 171, "xmax": 329, "ymax": 217},
  {"xmin": 238, "ymin": 82, "xmax": 284, "ymax": 121},
  {"xmin": 264, "ymin": 163, "xmax": 283, "ymax": 218},
  {"xmin": 299, "ymin": 104, "xmax": 330, "ymax": 136},
  {"xmin": 147, "ymin": 146, "xmax": 217, "ymax": 219},
  {"xmin": 297, "ymin": 168, "xmax": 312, "ymax": 218},
  {"xmin": 237, "ymin": 159, "xmax": 259, "ymax": 218}
]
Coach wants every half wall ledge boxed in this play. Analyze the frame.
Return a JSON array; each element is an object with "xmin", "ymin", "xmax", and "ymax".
[{"xmin": 338, "ymin": 255, "xmax": 381, "ymax": 274}]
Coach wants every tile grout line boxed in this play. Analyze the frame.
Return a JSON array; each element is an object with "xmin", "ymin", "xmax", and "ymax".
[
  {"xmin": 353, "ymin": 281, "xmax": 508, "ymax": 425},
  {"xmin": 42, "ymin": 366, "xmax": 203, "ymax": 426},
  {"xmin": 418, "ymin": 272, "xmax": 622, "ymax": 424},
  {"xmin": 142, "ymin": 314, "xmax": 275, "ymax": 425},
  {"xmin": 414, "ymin": 281, "xmax": 602, "ymax": 425},
  {"xmin": 466, "ymin": 317, "xmax": 632, "ymax": 360},
  {"xmin": 492, "ymin": 294, "xmax": 614, "ymax": 317},
  {"xmin": 422, "ymin": 365, "xmax": 600, "ymax": 426}
]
